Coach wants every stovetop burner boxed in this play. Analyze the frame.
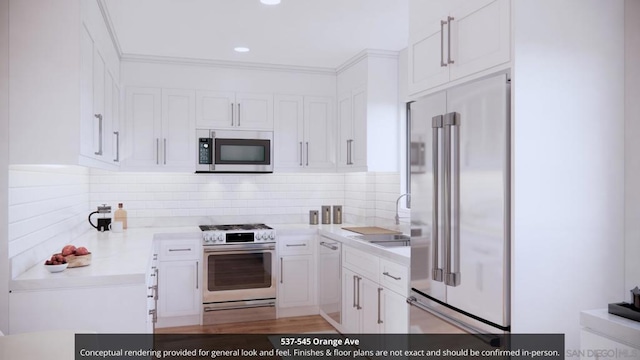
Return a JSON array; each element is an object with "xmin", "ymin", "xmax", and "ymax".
[{"xmin": 199, "ymin": 223, "xmax": 273, "ymax": 232}]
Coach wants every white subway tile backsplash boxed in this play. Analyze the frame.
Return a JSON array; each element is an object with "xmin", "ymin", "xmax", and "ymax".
[
  {"xmin": 9, "ymin": 167, "xmax": 400, "ymax": 277},
  {"xmin": 8, "ymin": 165, "xmax": 90, "ymax": 277}
]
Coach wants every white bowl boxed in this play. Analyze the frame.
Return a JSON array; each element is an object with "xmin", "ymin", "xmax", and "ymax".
[{"xmin": 44, "ymin": 263, "xmax": 68, "ymax": 273}]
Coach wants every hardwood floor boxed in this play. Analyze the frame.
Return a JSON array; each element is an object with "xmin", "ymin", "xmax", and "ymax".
[{"xmin": 155, "ymin": 315, "xmax": 336, "ymax": 334}]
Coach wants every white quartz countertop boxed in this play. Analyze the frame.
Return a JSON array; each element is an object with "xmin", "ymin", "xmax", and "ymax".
[
  {"xmin": 581, "ymin": 308, "xmax": 640, "ymax": 348},
  {"xmin": 273, "ymin": 223, "xmax": 410, "ymax": 265},
  {"xmin": 10, "ymin": 222, "xmax": 410, "ymax": 292},
  {"xmin": 10, "ymin": 226, "xmax": 200, "ymax": 291}
]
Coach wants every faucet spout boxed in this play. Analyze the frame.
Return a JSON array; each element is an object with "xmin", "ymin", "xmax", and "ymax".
[{"xmin": 395, "ymin": 193, "xmax": 411, "ymax": 225}]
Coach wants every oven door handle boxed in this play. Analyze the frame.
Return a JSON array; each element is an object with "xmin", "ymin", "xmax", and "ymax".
[
  {"xmin": 204, "ymin": 302, "xmax": 276, "ymax": 312},
  {"xmin": 204, "ymin": 245, "xmax": 275, "ymax": 254}
]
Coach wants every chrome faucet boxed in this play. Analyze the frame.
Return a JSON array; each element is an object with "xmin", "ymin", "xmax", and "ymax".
[{"xmin": 395, "ymin": 193, "xmax": 411, "ymax": 225}]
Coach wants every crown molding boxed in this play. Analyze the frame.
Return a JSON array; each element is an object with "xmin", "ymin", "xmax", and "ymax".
[
  {"xmin": 97, "ymin": 0, "xmax": 123, "ymax": 59},
  {"xmin": 120, "ymin": 53, "xmax": 338, "ymax": 75},
  {"xmin": 336, "ymin": 49, "xmax": 400, "ymax": 75}
]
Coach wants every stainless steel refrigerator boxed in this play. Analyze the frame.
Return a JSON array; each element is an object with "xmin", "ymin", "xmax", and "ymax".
[{"xmin": 408, "ymin": 73, "xmax": 510, "ymax": 338}]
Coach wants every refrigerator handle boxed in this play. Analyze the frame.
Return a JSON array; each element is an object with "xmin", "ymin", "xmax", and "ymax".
[
  {"xmin": 407, "ymin": 296, "xmax": 502, "ymax": 347},
  {"xmin": 444, "ymin": 112, "xmax": 461, "ymax": 287},
  {"xmin": 431, "ymin": 116, "xmax": 444, "ymax": 282}
]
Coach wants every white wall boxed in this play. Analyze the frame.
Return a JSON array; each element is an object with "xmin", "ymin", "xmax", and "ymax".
[
  {"xmin": 624, "ymin": 0, "xmax": 640, "ymax": 293},
  {"xmin": 512, "ymin": 0, "xmax": 625, "ymax": 351},
  {"xmin": 8, "ymin": 166, "xmax": 90, "ymax": 277},
  {"xmin": 0, "ymin": 0, "xmax": 9, "ymax": 335}
]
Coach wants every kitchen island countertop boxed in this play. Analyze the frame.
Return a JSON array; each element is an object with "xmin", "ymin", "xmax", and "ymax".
[{"xmin": 10, "ymin": 226, "xmax": 200, "ymax": 292}]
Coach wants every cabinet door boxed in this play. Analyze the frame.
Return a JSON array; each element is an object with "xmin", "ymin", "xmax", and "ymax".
[
  {"xmin": 360, "ymin": 278, "xmax": 382, "ymax": 334},
  {"xmin": 350, "ymin": 87, "xmax": 367, "ymax": 169},
  {"xmin": 103, "ymin": 70, "xmax": 115, "ymax": 164},
  {"xmin": 162, "ymin": 89, "xmax": 196, "ymax": 169},
  {"xmin": 380, "ymin": 287, "xmax": 409, "ymax": 333},
  {"xmin": 408, "ymin": 19, "xmax": 450, "ymax": 95},
  {"xmin": 342, "ymin": 268, "xmax": 360, "ymax": 333},
  {"xmin": 195, "ymin": 91, "xmax": 235, "ymax": 129},
  {"xmin": 337, "ymin": 92, "xmax": 352, "ymax": 168},
  {"xmin": 274, "ymin": 95, "xmax": 304, "ymax": 171},
  {"xmin": 304, "ymin": 96, "xmax": 335, "ymax": 170},
  {"xmin": 124, "ymin": 87, "xmax": 162, "ymax": 167},
  {"xmin": 279, "ymin": 255, "xmax": 316, "ymax": 308},
  {"xmin": 80, "ymin": 25, "xmax": 95, "ymax": 159},
  {"xmin": 449, "ymin": 0, "xmax": 510, "ymax": 81},
  {"xmin": 112, "ymin": 83, "xmax": 121, "ymax": 164},
  {"xmin": 92, "ymin": 48, "xmax": 106, "ymax": 159},
  {"xmin": 236, "ymin": 93, "xmax": 274, "ymax": 130},
  {"xmin": 158, "ymin": 260, "xmax": 200, "ymax": 318}
]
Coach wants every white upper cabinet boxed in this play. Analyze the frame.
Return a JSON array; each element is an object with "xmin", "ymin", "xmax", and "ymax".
[
  {"xmin": 408, "ymin": 0, "xmax": 510, "ymax": 96},
  {"xmin": 123, "ymin": 88, "xmax": 195, "ymax": 171},
  {"xmin": 274, "ymin": 95, "xmax": 335, "ymax": 172},
  {"xmin": 196, "ymin": 91, "xmax": 273, "ymax": 130},
  {"xmin": 337, "ymin": 53, "xmax": 399, "ymax": 172},
  {"xmin": 9, "ymin": 0, "xmax": 120, "ymax": 169}
]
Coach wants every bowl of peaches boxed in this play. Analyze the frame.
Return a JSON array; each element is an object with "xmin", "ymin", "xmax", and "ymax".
[{"xmin": 44, "ymin": 245, "xmax": 91, "ymax": 273}]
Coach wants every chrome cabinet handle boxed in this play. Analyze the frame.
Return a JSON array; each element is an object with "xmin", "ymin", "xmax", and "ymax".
[
  {"xmin": 113, "ymin": 131, "xmax": 120, "ymax": 162},
  {"xmin": 231, "ymin": 103, "xmax": 234, "ymax": 126},
  {"xmin": 299, "ymin": 142, "xmax": 303, "ymax": 166},
  {"xmin": 156, "ymin": 138, "xmax": 159, "ymax": 165},
  {"xmin": 168, "ymin": 248, "xmax": 191, "ymax": 252},
  {"xmin": 280, "ymin": 257, "xmax": 284, "ymax": 284},
  {"xmin": 377, "ymin": 287, "xmax": 383, "ymax": 324},
  {"xmin": 447, "ymin": 16, "xmax": 455, "ymax": 64},
  {"xmin": 356, "ymin": 276, "xmax": 362, "ymax": 310},
  {"xmin": 163, "ymin": 138, "xmax": 167, "ymax": 165},
  {"xmin": 432, "ymin": 115, "xmax": 443, "ymax": 282},
  {"xmin": 444, "ymin": 112, "xmax": 461, "ymax": 287},
  {"xmin": 237, "ymin": 103, "xmax": 241, "ymax": 126},
  {"xmin": 440, "ymin": 20, "xmax": 447, "ymax": 67},
  {"xmin": 320, "ymin": 242, "xmax": 338, "ymax": 251},
  {"xmin": 306, "ymin": 142, "xmax": 309, "ymax": 166},
  {"xmin": 285, "ymin": 243, "xmax": 306, "ymax": 247},
  {"xmin": 383, "ymin": 272, "xmax": 402, "ymax": 281},
  {"xmin": 352, "ymin": 275, "xmax": 357, "ymax": 308},
  {"xmin": 94, "ymin": 114, "xmax": 103, "ymax": 155},
  {"xmin": 347, "ymin": 139, "xmax": 354, "ymax": 165},
  {"xmin": 196, "ymin": 261, "xmax": 199, "ymax": 290}
]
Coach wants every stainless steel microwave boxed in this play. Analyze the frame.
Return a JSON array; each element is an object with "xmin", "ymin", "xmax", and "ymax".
[{"xmin": 196, "ymin": 129, "xmax": 273, "ymax": 173}]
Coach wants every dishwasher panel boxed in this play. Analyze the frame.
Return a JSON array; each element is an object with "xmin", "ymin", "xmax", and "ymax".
[{"xmin": 318, "ymin": 237, "xmax": 341, "ymax": 326}]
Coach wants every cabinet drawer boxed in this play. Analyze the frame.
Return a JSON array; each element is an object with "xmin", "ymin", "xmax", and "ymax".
[
  {"xmin": 159, "ymin": 239, "xmax": 200, "ymax": 260},
  {"xmin": 278, "ymin": 235, "xmax": 314, "ymax": 255},
  {"xmin": 342, "ymin": 245, "xmax": 379, "ymax": 281},
  {"xmin": 379, "ymin": 259, "xmax": 409, "ymax": 297}
]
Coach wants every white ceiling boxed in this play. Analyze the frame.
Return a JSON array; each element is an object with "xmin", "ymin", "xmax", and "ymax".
[{"xmin": 103, "ymin": 0, "xmax": 409, "ymax": 70}]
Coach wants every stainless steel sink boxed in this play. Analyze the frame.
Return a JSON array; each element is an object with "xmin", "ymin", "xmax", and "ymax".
[{"xmin": 352, "ymin": 234, "xmax": 410, "ymax": 248}]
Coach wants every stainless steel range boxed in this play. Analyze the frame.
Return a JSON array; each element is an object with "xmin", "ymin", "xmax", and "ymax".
[{"xmin": 200, "ymin": 224, "xmax": 277, "ymax": 325}]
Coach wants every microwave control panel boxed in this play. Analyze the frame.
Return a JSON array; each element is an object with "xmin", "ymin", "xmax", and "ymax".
[{"xmin": 199, "ymin": 138, "xmax": 213, "ymax": 164}]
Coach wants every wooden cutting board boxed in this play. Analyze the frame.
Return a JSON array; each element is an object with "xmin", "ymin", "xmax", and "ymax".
[{"xmin": 341, "ymin": 226, "xmax": 403, "ymax": 235}]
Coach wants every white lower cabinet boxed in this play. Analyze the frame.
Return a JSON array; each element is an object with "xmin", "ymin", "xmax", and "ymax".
[
  {"xmin": 342, "ymin": 245, "xmax": 409, "ymax": 334},
  {"xmin": 156, "ymin": 239, "xmax": 201, "ymax": 328},
  {"xmin": 277, "ymin": 232, "xmax": 317, "ymax": 317}
]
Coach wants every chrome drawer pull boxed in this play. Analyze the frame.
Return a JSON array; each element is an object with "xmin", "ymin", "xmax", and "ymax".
[
  {"xmin": 383, "ymin": 272, "xmax": 401, "ymax": 281},
  {"xmin": 168, "ymin": 248, "xmax": 192, "ymax": 252}
]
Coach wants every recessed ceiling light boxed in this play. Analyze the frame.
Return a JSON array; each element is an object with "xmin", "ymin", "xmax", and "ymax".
[
  {"xmin": 260, "ymin": 0, "xmax": 281, "ymax": 5},
  {"xmin": 234, "ymin": 47, "xmax": 250, "ymax": 53}
]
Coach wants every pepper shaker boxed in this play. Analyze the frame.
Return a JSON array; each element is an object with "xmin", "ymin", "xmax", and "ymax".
[{"xmin": 333, "ymin": 205, "xmax": 343, "ymax": 224}]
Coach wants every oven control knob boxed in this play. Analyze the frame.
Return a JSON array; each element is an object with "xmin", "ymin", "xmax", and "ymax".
[
  {"xmin": 256, "ymin": 233, "xmax": 263, "ymax": 241},
  {"xmin": 268, "ymin": 232, "xmax": 275, "ymax": 240}
]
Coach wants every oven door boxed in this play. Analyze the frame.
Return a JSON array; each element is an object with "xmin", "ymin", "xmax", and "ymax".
[{"xmin": 203, "ymin": 243, "xmax": 276, "ymax": 304}]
